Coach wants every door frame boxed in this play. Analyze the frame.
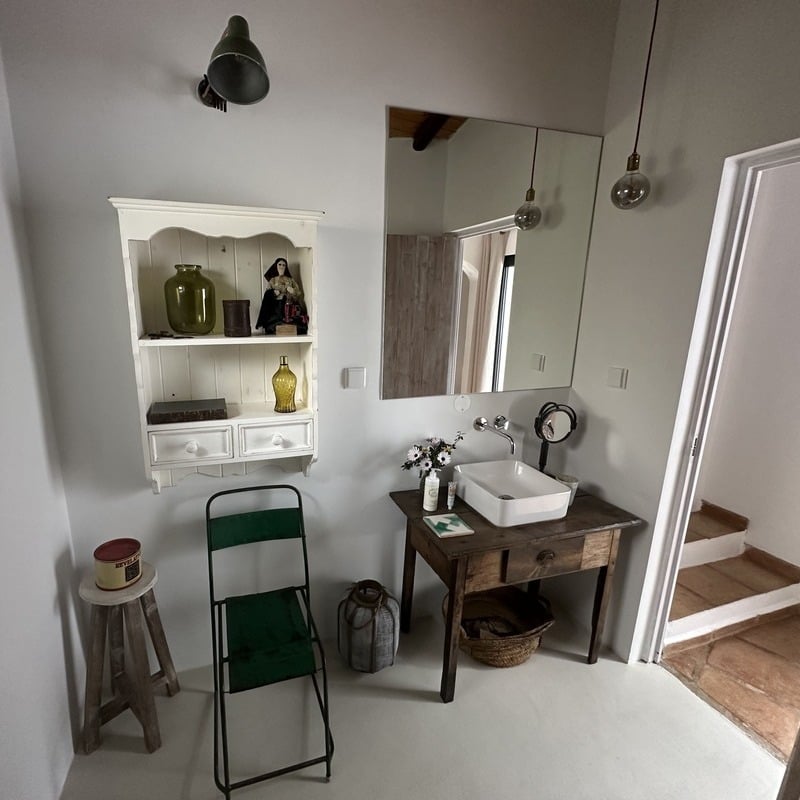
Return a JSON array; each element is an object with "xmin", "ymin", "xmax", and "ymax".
[{"xmin": 633, "ymin": 136, "xmax": 800, "ymax": 663}]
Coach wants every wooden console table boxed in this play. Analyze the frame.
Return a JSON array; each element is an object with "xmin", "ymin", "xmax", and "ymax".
[{"xmin": 390, "ymin": 488, "xmax": 641, "ymax": 703}]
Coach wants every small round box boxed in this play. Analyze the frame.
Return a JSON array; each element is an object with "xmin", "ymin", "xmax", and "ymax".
[{"xmin": 93, "ymin": 538, "xmax": 142, "ymax": 590}]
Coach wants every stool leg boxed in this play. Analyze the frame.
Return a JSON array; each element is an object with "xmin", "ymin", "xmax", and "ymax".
[
  {"xmin": 123, "ymin": 598, "xmax": 161, "ymax": 753},
  {"xmin": 83, "ymin": 605, "xmax": 109, "ymax": 754},
  {"xmin": 108, "ymin": 605, "xmax": 125, "ymax": 697},
  {"xmin": 141, "ymin": 589, "xmax": 180, "ymax": 696}
]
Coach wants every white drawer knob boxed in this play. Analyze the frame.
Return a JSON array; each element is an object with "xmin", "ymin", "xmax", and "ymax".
[
  {"xmin": 185, "ymin": 439, "xmax": 200, "ymax": 454},
  {"xmin": 272, "ymin": 434, "xmax": 284, "ymax": 446}
]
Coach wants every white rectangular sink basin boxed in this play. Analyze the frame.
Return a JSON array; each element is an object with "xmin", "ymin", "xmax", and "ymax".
[{"xmin": 454, "ymin": 460, "xmax": 570, "ymax": 527}]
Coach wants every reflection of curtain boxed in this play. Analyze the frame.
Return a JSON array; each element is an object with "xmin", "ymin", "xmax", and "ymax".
[{"xmin": 468, "ymin": 231, "xmax": 507, "ymax": 392}]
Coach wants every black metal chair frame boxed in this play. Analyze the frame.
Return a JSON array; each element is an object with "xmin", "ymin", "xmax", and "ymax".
[{"xmin": 206, "ymin": 484, "xmax": 333, "ymax": 798}]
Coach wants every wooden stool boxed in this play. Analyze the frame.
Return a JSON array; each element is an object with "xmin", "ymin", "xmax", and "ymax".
[{"xmin": 79, "ymin": 561, "xmax": 179, "ymax": 753}]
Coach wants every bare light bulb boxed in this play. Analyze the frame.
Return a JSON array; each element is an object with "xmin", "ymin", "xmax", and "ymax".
[
  {"xmin": 611, "ymin": 153, "xmax": 651, "ymax": 210},
  {"xmin": 514, "ymin": 188, "xmax": 542, "ymax": 230}
]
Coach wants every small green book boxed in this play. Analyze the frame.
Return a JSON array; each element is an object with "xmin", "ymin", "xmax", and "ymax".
[{"xmin": 422, "ymin": 513, "xmax": 474, "ymax": 538}]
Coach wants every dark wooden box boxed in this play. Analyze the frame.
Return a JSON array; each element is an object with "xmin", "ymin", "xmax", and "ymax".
[{"xmin": 147, "ymin": 398, "xmax": 228, "ymax": 425}]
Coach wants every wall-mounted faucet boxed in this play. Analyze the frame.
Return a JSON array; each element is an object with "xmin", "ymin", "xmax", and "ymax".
[{"xmin": 473, "ymin": 415, "xmax": 516, "ymax": 455}]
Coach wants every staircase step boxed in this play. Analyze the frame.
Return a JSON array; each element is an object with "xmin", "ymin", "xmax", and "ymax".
[
  {"xmin": 665, "ymin": 548, "xmax": 800, "ymax": 647},
  {"xmin": 681, "ymin": 530, "xmax": 745, "ymax": 569},
  {"xmin": 684, "ymin": 500, "xmax": 748, "ymax": 544}
]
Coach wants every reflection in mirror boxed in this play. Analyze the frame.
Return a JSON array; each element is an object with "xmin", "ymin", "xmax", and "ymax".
[{"xmin": 381, "ymin": 106, "xmax": 601, "ymax": 400}]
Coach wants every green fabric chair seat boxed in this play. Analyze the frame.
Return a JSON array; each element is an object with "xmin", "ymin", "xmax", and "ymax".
[{"xmin": 225, "ymin": 588, "xmax": 316, "ymax": 693}]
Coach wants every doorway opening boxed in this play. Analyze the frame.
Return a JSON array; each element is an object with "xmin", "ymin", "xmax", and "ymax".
[{"xmin": 637, "ymin": 137, "xmax": 800, "ymax": 763}]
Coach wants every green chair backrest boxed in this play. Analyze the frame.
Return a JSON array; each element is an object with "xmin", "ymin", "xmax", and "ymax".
[
  {"xmin": 208, "ymin": 507, "xmax": 303, "ymax": 551},
  {"xmin": 206, "ymin": 485, "xmax": 311, "ymax": 603}
]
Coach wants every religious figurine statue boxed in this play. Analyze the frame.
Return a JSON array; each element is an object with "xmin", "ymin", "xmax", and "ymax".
[{"xmin": 255, "ymin": 257, "xmax": 309, "ymax": 334}]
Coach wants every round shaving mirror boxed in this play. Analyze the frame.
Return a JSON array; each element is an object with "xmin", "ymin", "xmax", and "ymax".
[{"xmin": 533, "ymin": 402, "xmax": 577, "ymax": 472}]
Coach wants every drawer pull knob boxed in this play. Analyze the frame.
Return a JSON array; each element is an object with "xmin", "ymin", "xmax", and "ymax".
[
  {"xmin": 185, "ymin": 439, "xmax": 200, "ymax": 454},
  {"xmin": 272, "ymin": 434, "xmax": 284, "ymax": 446},
  {"xmin": 537, "ymin": 549, "xmax": 556, "ymax": 563}
]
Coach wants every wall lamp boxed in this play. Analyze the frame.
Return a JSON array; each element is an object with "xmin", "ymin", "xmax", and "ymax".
[{"xmin": 197, "ymin": 15, "xmax": 269, "ymax": 113}]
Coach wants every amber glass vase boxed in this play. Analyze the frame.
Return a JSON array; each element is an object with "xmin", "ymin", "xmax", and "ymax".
[
  {"xmin": 164, "ymin": 264, "xmax": 216, "ymax": 335},
  {"xmin": 272, "ymin": 355, "xmax": 297, "ymax": 413}
]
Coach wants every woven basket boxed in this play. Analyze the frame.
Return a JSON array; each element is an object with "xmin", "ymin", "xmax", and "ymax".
[{"xmin": 442, "ymin": 587, "xmax": 554, "ymax": 668}]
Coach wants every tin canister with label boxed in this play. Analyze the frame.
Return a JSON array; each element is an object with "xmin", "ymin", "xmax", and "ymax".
[{"xmin": 93, "ymin": 538, "xmax": 142, "ymax": 590}]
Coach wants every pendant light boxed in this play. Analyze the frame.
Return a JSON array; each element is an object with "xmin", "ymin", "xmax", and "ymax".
[
  {"xmin": 514, "ymin": 127, "xmax": 542, "ymax": 230},
  {"xmin": 197, "ymin": 15, "xmax": 270, "ymax": 113},
  {"xmin": 611, "ymin": 0, "xmax": 660, "ymax": 209}
]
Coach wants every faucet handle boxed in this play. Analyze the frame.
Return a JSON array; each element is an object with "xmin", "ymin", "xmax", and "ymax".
[
  {"xmin": 473, "ymin": 416, "xmax": 489, "ymax": 431},
  {"xmin": 494, "ymin": 415, "xmax": 509, "ymax": 430}
]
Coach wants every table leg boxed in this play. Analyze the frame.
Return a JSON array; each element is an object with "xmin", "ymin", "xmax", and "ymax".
[
  {"xmin": 441, "ymin": 558, "xmax": 467, "ymax": 703},
  {"xmin": 108, "ymin": 605, "xmax": 125, "ymax": 696},
  {"xmin": 141, "ymin": 589, "xmax": 180, "ymax": 696},
  {"xmin": 123, "ymin": 598, "xmax": 162, "ymax": 752},
  {"xmin": 83, "ymin": 605, "xmax": 109, "ymax": 754},
  {"xmin": 400, "ymin": 522, "xmax": 417, "ymax": 633},
  {"xmin": 588, "ymin": 529, "xmax": 621, "ymax": 664}
]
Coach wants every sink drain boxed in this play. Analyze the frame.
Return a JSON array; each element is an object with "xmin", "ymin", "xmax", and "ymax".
[{"xmin": 498, "ymin": 494, "xmax": 515, "ymax": 500}]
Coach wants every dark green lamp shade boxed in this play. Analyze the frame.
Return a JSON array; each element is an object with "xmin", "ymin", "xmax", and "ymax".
[{"xmin": 206, "ymin": 15, "xmax": 269, "ymax": 105}]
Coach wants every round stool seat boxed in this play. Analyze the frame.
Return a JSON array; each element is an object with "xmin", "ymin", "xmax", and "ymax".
[{"xmin": 79, "ymin": 561, "xmax": 157, "ymax": 606}]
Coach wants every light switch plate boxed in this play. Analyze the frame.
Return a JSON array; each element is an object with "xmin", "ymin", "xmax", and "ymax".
[
  {"xmin": 343, "ymin": 367, "xmax": 367, "ymax": 389},
  {"xmin": 607, "ymin": 366, "xmax": 629, "ymax": 389}
]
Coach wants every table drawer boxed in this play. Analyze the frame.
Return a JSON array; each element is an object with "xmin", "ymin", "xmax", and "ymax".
[
  {"xmin": 149, "ymin": 426, "xmax": 233, "ymax": 466},
  {"xmin": 239, "ymin": 419, "xmax": 313, "ymax": 457},
  {"xmin": 503, "ymin": 530, "xmax": 613, "ymax": 583}
]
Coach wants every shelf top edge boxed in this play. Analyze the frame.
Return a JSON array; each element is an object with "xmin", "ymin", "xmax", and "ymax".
[
  {"xmin": 108, "ymin": 197, "xmax": 325, "ymax": 221},
  {"xmin": 139, "ymin": 334, "xmax": 314, "ymax": 347}
]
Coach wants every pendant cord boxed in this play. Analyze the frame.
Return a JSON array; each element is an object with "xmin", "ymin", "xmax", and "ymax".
[
  {"xmin": 528, "ymin": 127, "xmax": 539, "ymax": 190},
  {"xmin": 633, "ymin": 0, "xmax": 660, "ymax": 155}
]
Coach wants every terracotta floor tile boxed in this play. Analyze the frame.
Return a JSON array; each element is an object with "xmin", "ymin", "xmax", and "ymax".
[
  {"xmin": 739, "ymin": 614, "xmax": 800, "ymax": 663},
  {"xmin": 677, "ymin": 563, "xmax": 757, "ymax": 605},
  {"xmin": 697, "ymin": 664, "xmax": 800, "ymax": 759},
  {"xmin": 662, "ymin": 644, "xmax": 710, "ymax": 682},
  {"xmin": 711, "ymin": 555, "xmax": 794, "ymax": 593},
  {"xmin": 669, "ymin": 584, "xmax": 713, "ymax": 620},
  {"xmin": 707, "ymin": 637, "xmax": 800, "ymax": 710}
]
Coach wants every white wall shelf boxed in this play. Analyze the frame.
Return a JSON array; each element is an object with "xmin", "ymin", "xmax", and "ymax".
[{"xmin": 110, "ymin": 197, "xmax": 322, "ymax": 492}]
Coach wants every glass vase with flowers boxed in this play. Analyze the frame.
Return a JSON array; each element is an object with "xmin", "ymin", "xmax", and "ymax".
[{"xmin": 402, "ymin": 432, "xmax": 464, "ymax": 511}]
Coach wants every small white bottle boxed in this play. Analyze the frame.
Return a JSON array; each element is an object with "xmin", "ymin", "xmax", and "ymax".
[{"xmin": 423, "ymin": 470, "xmax": 440, "ymax": 512}]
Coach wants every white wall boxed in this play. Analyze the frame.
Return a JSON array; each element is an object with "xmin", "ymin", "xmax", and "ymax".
[
  {"xmin": 561, "ymin": 0, "xmax": 800, "ymax": 660},
  {"xmin": 0, "ymin": 48, "xmax": 77, "ymax": 799},
  {"xmin": 695, "ymin": 161, "xmax": 800, "ymax": 565},
  {"xmin": 0, "ymin": 0, "xmax": 619, "ymax": 719}
]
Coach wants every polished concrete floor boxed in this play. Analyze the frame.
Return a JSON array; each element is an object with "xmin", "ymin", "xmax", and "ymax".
[{"xmin": 61, "ymin": 611, "xmax": 785, "ymax": 800}]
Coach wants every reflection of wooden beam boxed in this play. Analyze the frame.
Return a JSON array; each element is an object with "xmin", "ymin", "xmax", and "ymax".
[{"xmin": 413, "ymin": 113, "xmax": 449, "ymax": 151}]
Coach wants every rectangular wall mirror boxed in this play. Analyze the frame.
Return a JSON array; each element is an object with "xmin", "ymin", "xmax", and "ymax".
[{"xmin": 381, "ymin": 106, "xmax": 602, "ymax": 399}]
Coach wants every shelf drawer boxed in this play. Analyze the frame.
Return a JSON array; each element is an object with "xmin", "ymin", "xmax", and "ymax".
[
  {"xmin": 148, "ymin": 426, "xmax": 234, "ymax": 466},
  {"xmin": 239, "ymin": 418, "xmax": 313, "ymax": 457}
]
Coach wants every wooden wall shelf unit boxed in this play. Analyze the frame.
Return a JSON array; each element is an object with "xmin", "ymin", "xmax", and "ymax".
[{"xmin": 110, "ymin": 198, "xmax": 323, "ymax": 493}]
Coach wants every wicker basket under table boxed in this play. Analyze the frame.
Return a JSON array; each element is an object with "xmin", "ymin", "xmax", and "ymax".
[{"xmin": 443, "ymin": 586, "xmax": 554, "ymax": 668}]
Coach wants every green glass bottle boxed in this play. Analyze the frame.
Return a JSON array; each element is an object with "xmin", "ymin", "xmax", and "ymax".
[
  {"xmin": 164, "ymin": 264, "xmax": 216, "ymax": 335},
  {"xmin": 272, "ymin": 355, "xmax": 297, "ymax": 413}
]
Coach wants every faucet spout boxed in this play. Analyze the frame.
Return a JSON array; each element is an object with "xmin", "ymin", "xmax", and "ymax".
[{"xmin": 473, "ymin": 416, "xmax": 516, "ymax": 455}]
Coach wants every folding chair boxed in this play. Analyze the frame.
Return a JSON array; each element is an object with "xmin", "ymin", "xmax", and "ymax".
[{"xmin": 206, "ymin": 484, "xmax": 333, "ymax": 798}]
